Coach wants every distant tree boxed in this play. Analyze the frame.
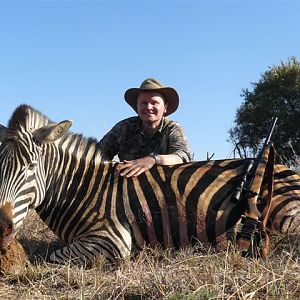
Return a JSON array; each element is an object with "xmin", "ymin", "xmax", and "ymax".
[{"xmin": 229, "ymin": 57, "xmax": 300, "ymax": 167}]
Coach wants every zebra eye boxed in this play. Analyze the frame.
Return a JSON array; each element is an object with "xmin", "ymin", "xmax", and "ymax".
[{"xmin": 28, "ymin": 162, "xmax": 37, "ymax": 170}]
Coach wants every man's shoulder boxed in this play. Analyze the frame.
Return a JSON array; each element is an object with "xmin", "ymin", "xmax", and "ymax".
[
  {"xmin": 114, "ymin": 116, "xmax": 140, "ymax": 127},
  {"xmin": 117, "ymin": 116, "xmax": 139, "ymax": 123},
  {"xmin": 125, "ymin": 116, "xmax": 140, "ymax": 123},
  {"xmin": 163, "ymin": 117, "xmax": 182, "ymax": 128}
]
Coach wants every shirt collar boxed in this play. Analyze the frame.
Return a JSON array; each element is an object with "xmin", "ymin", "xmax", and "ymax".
[
  {"xmin": 157, "ymin": 117, "xmax": 165, "ymax": 133},
  {"xmin": 138, "ymin": 117, "xmax": 165, "ymax": 136}
]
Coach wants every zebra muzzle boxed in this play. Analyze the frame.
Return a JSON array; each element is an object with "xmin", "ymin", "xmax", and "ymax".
[{"xmin": 0, "ymin": 223, "xmax": 17, "ymax": 250}]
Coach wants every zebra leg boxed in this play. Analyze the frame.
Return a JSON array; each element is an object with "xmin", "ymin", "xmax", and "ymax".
[
  {"xmin": 271, "ymin": 213, "xmax": 300, "ymax": 234},
  {"xmin": 267, "ymin": 196, "xmax": 300, "ymax": 235},
  {"xmin": 49, "ymin": 231, "xmax": 132, "ymax": 265}
]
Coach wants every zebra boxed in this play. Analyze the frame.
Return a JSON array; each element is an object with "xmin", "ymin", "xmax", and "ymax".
[
  {"xmin": 0, "ymin": 104, "xmax": 299, "ymax": 264},
  {"xmin": 259, "ymin": 164, "xmax": 300, "ymax": 234}
]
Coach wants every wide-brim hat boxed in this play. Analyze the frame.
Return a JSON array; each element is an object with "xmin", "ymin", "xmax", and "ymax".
[{"xmin": 124, "ymin": 78, "xmax": 179, "ymax": 116}]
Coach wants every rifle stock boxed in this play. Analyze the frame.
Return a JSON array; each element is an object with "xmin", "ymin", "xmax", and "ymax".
[{"xmin": 245, "ymin": 117, "xmax": 277, "ymax": 219}]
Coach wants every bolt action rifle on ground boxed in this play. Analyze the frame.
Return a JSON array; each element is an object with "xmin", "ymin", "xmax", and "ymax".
[{"xmin": 233, "ymin": 117, "xmax": 278, "ymax": 257}]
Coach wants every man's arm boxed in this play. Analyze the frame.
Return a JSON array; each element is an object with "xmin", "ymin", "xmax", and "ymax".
[
  {"xmin": 97, "ymin": 121, "xmax": 125, "ymax": 161},
  {"xmin": 117, "ymin": 153, "xmax": 183, "ymax": 177},
  {"xmin": 167, "ymin": 121, "xmax": 192, "ymax": 162}
]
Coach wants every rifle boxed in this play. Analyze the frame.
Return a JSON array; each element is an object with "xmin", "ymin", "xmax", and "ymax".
[
  {"xmin": 232, "ymin": 117, "xmax": 277, "ymax": 209},
  {"xmin": 234, "ymin": 117, "xmax": 277, "ymax": 257},
  {"xmin": 246, "ymin": 117, "xmax": 277, "ymax": 219}
]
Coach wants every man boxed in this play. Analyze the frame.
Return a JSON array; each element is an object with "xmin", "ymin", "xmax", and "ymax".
[{"xmin": 98, "ymin": 78, "xmax": 192, "ymax": 177}]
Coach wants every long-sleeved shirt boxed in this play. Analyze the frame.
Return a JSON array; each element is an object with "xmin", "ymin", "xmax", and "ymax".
[{"xmin": 97, "ymin": 116, "xmax": 192, "ymax": 162}]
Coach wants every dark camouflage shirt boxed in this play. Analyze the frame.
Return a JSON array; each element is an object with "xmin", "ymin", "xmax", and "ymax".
[{"xmin": 97, "ymin": 117, "xmax": 192, "ymax": 162}]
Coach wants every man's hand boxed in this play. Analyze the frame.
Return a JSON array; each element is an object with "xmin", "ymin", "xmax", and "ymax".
[{"xmin": 117, "ymin": 156, "xmax": 156, "ymax": 177}]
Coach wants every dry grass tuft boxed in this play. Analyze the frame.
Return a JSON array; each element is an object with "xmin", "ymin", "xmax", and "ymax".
[{"xmin": 1, "ymin": 211, "xmax": 300, "ymax": 299}]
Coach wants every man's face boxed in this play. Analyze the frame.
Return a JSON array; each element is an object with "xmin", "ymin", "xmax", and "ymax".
[{"xmin": 137, "ymin": 91, "xmax": 167, "ymax": 125}]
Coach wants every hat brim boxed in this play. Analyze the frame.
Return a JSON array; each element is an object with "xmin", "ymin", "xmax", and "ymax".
[{"xmin": 124, "ymin": 87, "xmax": 179, "ymax": 116}]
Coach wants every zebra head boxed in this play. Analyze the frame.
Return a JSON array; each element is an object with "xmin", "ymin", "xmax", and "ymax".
[{"xmin": 0, "ymin": 105, "xmax": 72, "ymax": 230}]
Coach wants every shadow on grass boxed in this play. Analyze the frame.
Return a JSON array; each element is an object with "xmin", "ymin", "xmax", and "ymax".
[{"xmin": 19, "ymin": 237, "xmax": 67, "ymax": 264}]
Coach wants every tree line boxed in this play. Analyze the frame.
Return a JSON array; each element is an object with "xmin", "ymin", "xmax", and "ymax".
[{"xmin": 229, "ymin": 56, "xmax": 300, "ymax": 169}]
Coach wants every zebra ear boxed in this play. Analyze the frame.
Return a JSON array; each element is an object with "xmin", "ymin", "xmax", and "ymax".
[
  {"xmin": 0, "ymin": 124, "xmax": 8, "ymax": 142},
  {"xmin": 33, "ymin": 120, "xmax": 73, "ymax": 144}
]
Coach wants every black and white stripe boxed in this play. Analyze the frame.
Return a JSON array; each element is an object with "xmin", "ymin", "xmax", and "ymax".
[{"xmin": 0, "ymin": 104, "xmax": 299, "ymax": 264}]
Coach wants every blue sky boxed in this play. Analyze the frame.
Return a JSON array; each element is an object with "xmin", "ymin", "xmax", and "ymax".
[{"xmin": 0, "ymin": 0, "xmax": 299, "ymax": 160}]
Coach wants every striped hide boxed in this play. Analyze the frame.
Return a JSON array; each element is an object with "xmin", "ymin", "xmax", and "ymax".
[{"xmin": 0, "ymin": 105, "xmax": 299, "ymax": 264}]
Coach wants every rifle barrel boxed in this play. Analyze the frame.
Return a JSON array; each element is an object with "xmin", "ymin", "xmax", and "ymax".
[{"xmin": 265, "ymin": 117, "xmax": 278, "ymax": 145}]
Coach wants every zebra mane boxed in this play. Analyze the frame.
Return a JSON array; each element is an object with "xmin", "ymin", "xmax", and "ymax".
[
  {"xmin": 8, "ymin": 104, "xmax": 101, "ymax": 157},
  {"xmin": 8, "ymin": 104, "xmax": 53, "ymax": 131}
]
